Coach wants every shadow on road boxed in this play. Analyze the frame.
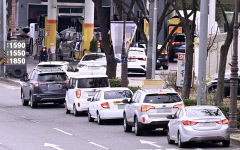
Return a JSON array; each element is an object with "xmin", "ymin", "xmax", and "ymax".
[{"xmin": 36, "ymin": 103, "xmax": 65, "ymax": 109}]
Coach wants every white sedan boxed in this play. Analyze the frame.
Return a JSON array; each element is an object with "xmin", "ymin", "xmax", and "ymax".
[
  {"xmin": 88, "ymin": 87, "xmax": 133, "ymax": 125},
  {"xmin": 128, "ymin": 47, "xmax": 147, "ymax": 74}
]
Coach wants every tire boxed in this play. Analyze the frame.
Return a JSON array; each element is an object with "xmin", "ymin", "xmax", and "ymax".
[
  {"xmin": 65, "ymin": 103, "xmax": 70, "ymax": 114},
  {"xmin": 123, "ymin": 114, "xmax": 132, "ymax": 132},
  {"xmin": 163, "ymin": 66, "xmax": 168, "ymax": 70},
  {"xmin": 73, "ymin": 104, "xmax": 80, "ymax": 116},
  {"xmin": 97, "ymin": 112, "xmax": 104, "ymax": 125},
  {"xmin": 222, "ymin": 140, "xmax": 230, "ymax": 147},
  {"xmin": 12, "ymin": 69, "xmax": 25, "ymax": 78},
  {"xmin": 134, "ymin": 116, "xmax": 143, "ymax": 136},
  {"xmin": 21, "ymin": 92, "xmax": 28, "ymax": 106},
  {"xmin": 167, "ymin": 129, "xmax": 175, "ymax": 144},
  {"xmin": 178, "ymin": 132, "xmax": 185, "ymax": 148},
  {"xmin": 30, "ymin": 94, "xmax": 37, "ymax": 108},
  {"xmin": 88, "ymin": 110, "xmax": 94, "ymax": 122}
]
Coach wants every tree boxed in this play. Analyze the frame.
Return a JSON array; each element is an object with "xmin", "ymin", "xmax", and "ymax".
[
  {"xmin": 92, "ymin": 0, "xmax": 117, "ymax": 79},
  {"xmin": 172, "ymin": 0, "xmax": 197, "ymax": 98},
  {"xmin": 215, "ymin": 0, "xmax": 235, "ymax": 105}
]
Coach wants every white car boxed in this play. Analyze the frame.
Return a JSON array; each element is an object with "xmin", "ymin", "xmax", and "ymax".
[
  {"xmin": 88, "ymin": 87, "xmax": 133, "ymax": 125},
  {"xmin": 128, "ymin": 47, "xmax": 147, "ymax": 74},
  {"xmin": 167, "ymin": 106, "xmax": 230, "ymax": 148},
  {"xmin": 65, "ymin": 74, "xmax": 110, "ymax": 116},
  {"xmin": 77, "ymin": 53, "xmax": 106, "ymax": 75},
  {"xmin": 36, "ymin": 61, "xmax": 76, "ymax": 74}
]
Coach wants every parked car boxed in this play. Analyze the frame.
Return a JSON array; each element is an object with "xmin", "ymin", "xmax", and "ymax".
[
  {"xmin": 77, "ymin": 53, "xmax": 107, "ymax": 75},
  {"xmin": 122, "ymin": 88, "xmax": 184, "ymax": 136},
  {"xmin": 20, "ymin": 68, "xmax": 68, "ymax": 108},
  {"xmin": 88, "ymin": 87, "xmax": 133, "ymax": 125},
  {"xmin": 156, "ymin": 45, "xmax": 168, "ymax": 70},
  {"xmin": 36, "ymin": 61, "xmax": 76, "ymax": 73},
  {"xmin": 128, "ymin": 47, "xmax": 147, "ymax": 74},
  {"xmin": 167, "ymin": 106, "xmax": 230, "ymax": 148},
  {"xmin": 65, "ymin": 74, "xmax": 109, "ymax": 116},
  {"xmin": 168, "ymin": 33, "xmax": 185, "ymax": 62}
]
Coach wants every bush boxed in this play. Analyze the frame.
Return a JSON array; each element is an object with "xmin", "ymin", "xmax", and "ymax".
[
  {"xmin": 128, "ymin": 86, "xmax": 141, "ymax": 93},
  {"xmin": 183, "ymin": 98, "xmax": 197, "ymax": 106},
  {"xmin": 90, "ymin": 39, "xmax": 98, "ymax": 53},
  {"xmin": 109, "ymin": 78, "xmax": 122, "ymax": 87}
]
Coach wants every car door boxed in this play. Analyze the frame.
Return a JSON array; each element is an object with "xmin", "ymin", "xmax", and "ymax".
[
  {"xmin": 94, "ymin": 91, "xmax": 102, "ymax": 115},
  {"xmin": 170, "ymin": 109, "xmax": 182, "ymax": 140},
  {"xmin": 89, "ymin": 91, "xmax": 99, "ymax": 117},
  {"xmin": 66, "ymin": 78, "xmax": 77, "ymax": 110},
  {"xmin": 21, "ymin": 72, "xmax": 32, "ymax": 100},
  {"xmin": 126, "ymin": 92, "xmax": 139, "ymax": 123},
  {"xmin": 25, "ymin": 71, "xmax": 35, "ymax": 99}
]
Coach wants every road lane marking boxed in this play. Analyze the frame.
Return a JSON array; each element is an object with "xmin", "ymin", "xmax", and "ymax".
[
  {"xmin": 53, "ymin": 128, "xmax": 73, "ymax": 136},
  {"xmin": 21, "ymin": 115, "xmax": 28, "ymax": 119},
  {"xmin": 30, "ymin": 120, "xmax": 39, "ymax": 123},
  {"xmin": 140, "ymin": 140, "xmax": 162, "ymax": 148},
  {"xmin": 89, "ymin": 142, "xmax": 109, "ymax": 150},
  {"xmin": 44, "ymin": 143, "xmax": 63, "ymax": 150}
]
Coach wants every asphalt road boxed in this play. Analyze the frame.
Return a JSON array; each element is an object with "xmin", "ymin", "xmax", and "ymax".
[{"xmin": 0, "ymin": 81, "xmax": 239, "ymax": 150}]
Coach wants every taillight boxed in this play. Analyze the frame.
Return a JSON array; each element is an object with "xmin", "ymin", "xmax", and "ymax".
[
  {"xmin": 62, "ymin": 81, "xmax": 68, "ymax": 84},
  {"xmin": 76, "ymin": 89, "xmax": 81, "ymax": 98},
  {"xmin": 182, "ymin": 120, "xmax": 198, "ymax": 125},
  {"xmin": 173, "ymin": 104, "xmax": 185, "ymax": 109},
  {"xmin": 138, "ymin": 58, "xmax": 146, "ymax": 61},
  {"xmin": 141, "ymin": 105, "xmax": 155, "ymax": 112},
  {"xmin": 216, "ymin": 119, "xmax": 229, "ymax": 124},
  {"xmin": 160, "ymin": 51, "xmax": 168, "ymax": 55},
  {"xmin": 101, "ymin": 102, "xmax": 110, "ymax": 109},
  {"xmin": 34, "ymin": 82, "xmax": 46, "ymax": 87},
  {"xmin": 172, "ymin": 42, "xmax": 180, "ymax": 46},
  {"xmin": 77, "ymin": 103, "xmax": 80, "ymax": 107},
  {"xmin": 77, "ymin": 64, "xmax": 86, "ymax": 68}
]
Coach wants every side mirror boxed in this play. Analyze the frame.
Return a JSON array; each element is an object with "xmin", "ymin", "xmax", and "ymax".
[
  {"xmin": 122, "ymin": 99, "xmax": 130, "ymax": 104},
  {"xmin": 74, "ymin": 68, "xmax": 79, "ymax": 72},
  {"xmin": 87, "ymin": 98, "xmax": 92, "ymax": 102},
  {"xmin": 20, "ymin": 74, "xmax": 28, "ymax": 82},
  {"xmin": 167, "ymin": 115, "xmax": 174, "ymax": 119}
]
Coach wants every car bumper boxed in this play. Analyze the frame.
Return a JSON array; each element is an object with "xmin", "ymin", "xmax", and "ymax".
[
  {"xmin": 99, "ymin": 109, "xmax": 124, "ymax": 120},
  {"xmin": 140, "ymin": 115, "xmax": 170, "ymax": 128},
  {"xmin": 75, "ymin": 100, "xmax": 90, "ymax": 112},
  {"xmin": 180, "ymin": 125, "xmax": 230, "ymax": 143},
  {"xmin": 33, "ymin": 93, "xmax": 65, "ymax": 103},
  {"xmin": 128, "ymin": 63, "xmax": 146, "ymax": 73}
]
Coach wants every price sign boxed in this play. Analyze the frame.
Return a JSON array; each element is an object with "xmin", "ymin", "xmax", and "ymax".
[{"xmin": 5, "ymin": 41, "xmax": 26, "ymax": 65}]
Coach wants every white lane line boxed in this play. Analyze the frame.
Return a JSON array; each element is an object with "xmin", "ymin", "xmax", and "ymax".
[
  {"xmin": 140, "ymin": 140, "xmax": 162, "ymax": 148},
  {"xmin": 44, "ymin": 143, "xmax": 64, "ymax": 150},
  {"xmin": 21, "ymin": 115, "xmax": 28, "ymax": 119},
  {"xmin": 89, "ymin": 142, "xmax": 109, "ymax": 150},
  {"xmin": 30, "ymin": 120, "xmax": 39, "ymax": 123},
  {"xmin": 53, "ymin": 128, "xmax": 73, "ymax": 136}
]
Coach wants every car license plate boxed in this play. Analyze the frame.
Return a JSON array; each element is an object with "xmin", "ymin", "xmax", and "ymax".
[
  {"xmin": 198, "ymin": 122, "xmax": 216, "ymax": 127},
  {"xmin": 48, "ymin": 84, "xmax": 62, "ymax": 90},
  {"xmin": 114, "ymin": 101, "xmax": 121, "ymax": 104},
  {"xmin": 118, "ymin": 104, "xmax": 125, "ymax": 109},
  {"xmin": 157, "ymin": 108, "xmax": 172, "ymax": 113},
  {"xmin": 128, "ymin": 59, "xmax": 136, "ymax": 62}
]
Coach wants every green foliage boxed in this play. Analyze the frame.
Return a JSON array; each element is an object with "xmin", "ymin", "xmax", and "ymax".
[
  {"xmin": 90, "ymin": 39, "xmax": 98, "ymax": 53},
  {"xmin": 109, "ymin": 78, "xmax": 122, "ymax": 87},
  {"xmin": 183, "ymin": 98, "xmax": 197, "ymax": 106},
  {"xmin": 128, "ymin": 86, "xmax": 141, "ymax": 93}
]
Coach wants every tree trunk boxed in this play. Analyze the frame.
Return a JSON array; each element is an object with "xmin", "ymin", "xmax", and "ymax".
[{"xmin": 93, "ymin": 0, "xmax": 117, "ymax": 79}]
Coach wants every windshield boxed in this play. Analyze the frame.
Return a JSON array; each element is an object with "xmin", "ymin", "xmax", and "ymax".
[
  {"xmin": 144, "ymin": 93, "xmax": 182, "ymax": 104},
  {"xmin": 104, "ymin": 90, "xmax": 132, "ymax": 99},
  {"xmin": 38, "ymin": 73, "xmax": 67, "ymax": 82},
  {"xmin": 186, "ymin": 108, "xmax": 223, "ymax": 118},
  {"xmin": 77, "ymin": 77, "xmax": 109, "ymax": 88},
  {"xmin": 82, "ymin": 54, "xmax": 106, "ymax": 61}
]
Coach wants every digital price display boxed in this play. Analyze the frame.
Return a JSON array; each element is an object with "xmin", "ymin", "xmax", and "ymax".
[{"xmin": 6, "ymin": 41, "xmax": 26, "ymax": 65}]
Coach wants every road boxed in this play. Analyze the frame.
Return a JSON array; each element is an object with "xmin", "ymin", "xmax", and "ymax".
[{"xmin": 0, "ymin": 81, "xmax": 239, "ymax": 150}]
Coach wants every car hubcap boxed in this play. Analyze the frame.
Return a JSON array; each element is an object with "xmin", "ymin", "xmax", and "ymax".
[
  {"xmin": 178, "ymin": 134, "xmax": 181, "ymax": 146},
  {"xmin": 123, "ymin": 118, "xmax": 126, "ymax": 129}
]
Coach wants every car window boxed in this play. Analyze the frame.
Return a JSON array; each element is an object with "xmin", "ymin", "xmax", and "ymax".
[
  {"xmin": 82, "ymin": 54, "xmax": 106, "ymax": 61},
  {"xmin": 144, "ymin": 93, "xmax": 182, "ymax": 104},
  {"xmin": 174, "ymin": 35, "xmax": 185, "ymax": 42},
  {"xmin": 134, "ymin": 92, "xmax": 141, "ymax": 103},
  {"xmin": 186, "ymin": 108, "xmax": 223, "ymax": 118},
  {"xmin": 77, "ymin": 77, "xmax": 109, "ymax": 88},
  {"xmin": 93, "ymin": 91, "xmax": 99, "ymax": 101},
  {"xmin": 179, "ymin": 109, "xmax": 184, "ymax": 118},
  {"xmin": 72, "ymin": 79, "xmax": 77, "ymax": 88},
  {"xmin": 67, "ymin": 64, "xmax": 74, "ymax": 72},
  {"xmin": 37, "ymin": 73, "xmax": 67, "ymax": 82},
  {"xmin": 104, "ymin": 90, "xmax": 132, "ymax": 99},
  {"xmin": 174, "ymin": 109, "xmax": 181, "ymax": 119},
  {"xmin": 96, "ymin": 91, "xmax": 101, "ymax": 101}
]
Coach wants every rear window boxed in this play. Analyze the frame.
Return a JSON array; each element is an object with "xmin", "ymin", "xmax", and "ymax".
[
  {"xmin": 82, "ymin": 54, "xmax": 106, "ymax": 61},
  {"xmin": 174, "ymin": 35, "xmax": 185, "ymax": 42},
  {"xmin": 144, "ymin": 93, "xmax": 182, "ymax": 104},
  {"xmin": 38, "ymin": 73, "xmax": 67, "ymax": 82},
  {"xmin": 77, "ymin": 77, "xmax": 109, "ymax": 88},
  {"xmin": 186, "ymin": 108, "xmax": 223, "ymax": 118},
  {"xmin": 104, "ymin": 90, "xmax": 132, "ymax": 99}
]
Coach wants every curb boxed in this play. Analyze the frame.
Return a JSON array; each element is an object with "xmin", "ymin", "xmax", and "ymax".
[
  {"xmin": 0, "ymin": 77, "xmax": 21, "ymax": 86},
  {"xmin": 230, "ymin": 133, "xmax": 240, "ymax": 146}
]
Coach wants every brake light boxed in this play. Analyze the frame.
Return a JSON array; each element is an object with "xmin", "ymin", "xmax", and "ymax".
[
  {"xmin": 141, "ymin": 105, "xmax": 155, "ymax": 112},
  {"xmin": 182, "ymin": 120, "xmax": 198, "ymax": 125},
  {"xmin": 101, "ymin": 102, "xmax": 110, "ymax": 109},
  {"xmin": 138, "ymin": 58, "xmax": 146, "ymax": 61},
  {"xmin": 77, "ymin": 64, "xmax": 86, "ymax": 68},
  {"xmin": 172, "ymin": 42, "xmax": 180, "ymax": 46},
  {"xmin": 77, "ymin": 103, "xmax": 80, "ymax": 107},
  {"xmin": 34, "ymin": 82, "xmax": 46, "ymax": 87},
  {"xmin": 160, "ymin": 51, "xmax": 168, "ymax": 55},
  {"xmin": 216, "ymin": 119, "xmax": 229, "ymax": 124},
  {"xmin": 157, "ymin": 93, "xmax": 167, "ymax": 95},
  {"xmin": 62, "ymin": 81, "xmax": 68, "ymax": 84},
  {"xmin": 76, "ymin": 89, "xmax": 81, "ymax": 98},
  {"xmin": 173, "ymin": 104, "xmax": 185, "ymax": 109}
]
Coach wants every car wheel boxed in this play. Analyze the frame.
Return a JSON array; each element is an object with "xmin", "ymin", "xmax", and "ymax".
[
  {"xmin": 97, "ymin": 112, "xmax": 103, "ymax": 125},
  {"xmin": 163, "ymin": 66, "xmax": 168, "ymax": 70},
  {"xmin": 167, "ymin": 129, "xmax": 174, "ymax": 144},
  {"xmin": 222, "ymin": 140, "xmax": 230, "ymax": 147},
  {"xmin": 65, "ymin": 103, "xmax": 70, "ymax": 114},
  {"xmin": 30, "ymin": 94, "xmax": 37, "ymax": 108},
  {"xmin": 178, "ymin": 132, "xmax": 185, "ymax": 148},
  {"xmin": 123, "ymin": 114, "xmax": 132, "ymax": 132},
  {"xmin": 21, "ymin": 92, "xmax": 28, "ymax": 106},
  {"xmin": 73, "ymin": 104, "xmax": 80, "ymax": 117},
  {"xmin": 88, "ymin": 110, "xmax": 94, "ymax": 122},
  {"xmin": 134, "ymin": 116, "xmax": 143, "ymax": 136}
]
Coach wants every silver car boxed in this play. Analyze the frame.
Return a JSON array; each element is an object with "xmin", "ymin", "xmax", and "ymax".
[
  {"xmin": 122, "ymin": 88, "xmax": 184, "ymax": 136},
  {"xmin": 167, "ymin": 106, "xmax": 230, "ymax": 148}
]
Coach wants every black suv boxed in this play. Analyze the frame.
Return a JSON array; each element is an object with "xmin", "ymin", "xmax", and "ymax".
[
  {"xmin": 20, "ymin": 68, "xmax": 68, "ymax": 108},
  {"xmin": 168, "ymin": 33, "xmax": 185, "ymax": 62}
]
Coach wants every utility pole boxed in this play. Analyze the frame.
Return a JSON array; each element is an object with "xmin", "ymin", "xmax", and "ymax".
[
  {"xmin": 121, "ymin": 0, "xmax": 128, "ymax": 87},
  {"xmin": 11, "ymin": 0, "xmax": 17, "ymax": 40},
  {"xmin": 229, "ymin": 0, "xmax": 239, "ymax": 132},
  {"xmin": 197, "ymin": 0, "xmax": 209, "ymax": 105}
]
